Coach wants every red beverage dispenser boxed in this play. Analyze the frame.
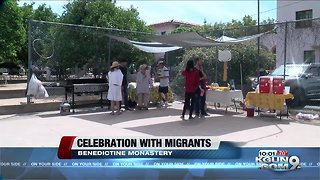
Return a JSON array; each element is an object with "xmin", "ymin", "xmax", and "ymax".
[
  {"xmin": 259, "ymin": 76, "xmax": 271, "ymax": 93},
  {"xmin": 272, "ymin": 77, "xmax": 284, "ymax": 94}
]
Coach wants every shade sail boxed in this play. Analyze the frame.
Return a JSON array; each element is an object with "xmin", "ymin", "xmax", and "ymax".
[
  {"xmin": 106, "ymin": 29, "xmax": 274, "ymax": 53},
  {"xmin": 152, "ymin": 32, "xmax": 219, "ymax": 48},
  {"xmin": 106, "ymin": 34, "xmax": 182, "ymax": 53},
  {"xmin": 214, "ymin": 35, "xmax": 237, "ymax": 42},
  {"xmin": 212, "ymin": 32, "xmax": 268, "ymax": 43}
]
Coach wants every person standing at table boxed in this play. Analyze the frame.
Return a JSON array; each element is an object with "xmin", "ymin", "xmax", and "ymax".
[
  {"xmin": 136, "ymin": 64, "xmax": 152, "ymax": 110},
  {"xmin": 119, "ymin": 59, "xmax": 132, "ymax": 111},
  {"xmin": 107, "ymin": 61, "xmax": 123, "ymax": 115},
  {"xmin": 181, "ymin": 60, "xmax": 201, "ymax": 120},
  {"xmin": 156, "ymin": 60, "xmax": 170, "ymax": 108},
  {"xmin": 195, "ymin": 57, "xmax": 210, "ymax": 117}
]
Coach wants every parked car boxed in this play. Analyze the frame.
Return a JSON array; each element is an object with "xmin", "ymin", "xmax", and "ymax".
[
  {"xmin": 269, "ymin": 63, "xmax": 320, "ymax": 107},
  {"xmin": 0, "ymin": 68, "xmax": 9, "ymax": 75}
]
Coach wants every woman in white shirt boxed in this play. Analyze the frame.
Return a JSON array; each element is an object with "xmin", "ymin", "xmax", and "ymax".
[{"xmin": 107, "ymin": 61, "xmax": 123, "ymax": 115}]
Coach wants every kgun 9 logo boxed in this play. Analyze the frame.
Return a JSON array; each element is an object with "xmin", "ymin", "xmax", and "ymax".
[{"xmin": 256, "ymin": 150, "xmax": 301, "ymax": 171}]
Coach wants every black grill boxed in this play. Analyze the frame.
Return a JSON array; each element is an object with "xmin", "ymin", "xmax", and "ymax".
[{"xmin": 64, "ymin": 79, "xmax": 109, "ymax": 112}]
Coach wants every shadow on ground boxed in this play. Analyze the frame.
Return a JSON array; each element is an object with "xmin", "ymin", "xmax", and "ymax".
[
  {"xmin": 74, "ymin": 107, "xmax": 182, "ymax": 125},
  {"xmin": 71, "ymin": 107, "xmax": 290, "ymax": 139}
]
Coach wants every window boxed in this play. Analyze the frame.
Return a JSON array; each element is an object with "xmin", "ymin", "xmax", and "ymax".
[
  {"xmin": 296, "ymin": 9, "xmax": 313, "ymax": 28},
  {"xmin": 304, "ymin": 50, "xmax": 315, "ymax": 63},
  {"xmin": 161, "ymin": 31, "xmax": 166, "ymax": 35},
  {"xmin": 306, "ymin": 67, "xmax": 320, "ymax": 77}
]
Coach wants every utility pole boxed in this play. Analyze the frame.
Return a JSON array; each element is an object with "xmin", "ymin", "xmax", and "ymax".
[
  {"xmin": 283, "ymin": 22, "xmax": 288, "ymax": 80},
  {"xmin": 257, "ymin": 0, "xmax": 260, "ymax": 77},
  {"xmin": 27, "ymin": 20, "xmax": 32, "ymax": 104}
]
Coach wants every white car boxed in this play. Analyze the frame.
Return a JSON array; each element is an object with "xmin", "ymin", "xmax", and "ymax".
[{"xmin": 0, "ymin": 68, "xmax": 9, "ymax": 75}]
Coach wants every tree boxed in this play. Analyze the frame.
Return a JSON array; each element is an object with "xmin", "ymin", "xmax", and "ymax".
[
  {"xmin": 0, "ymin": 0, "xmax": 25, "ymax": 64},
  {"xmin": 170, "ymin": 15, "xmax": 276, "ymax": 96},
  {"xmin": 16, "ymin": 3, "xmax": 58, "ymax": 67},
  {"xmin": 171, "ymin": 43, "xmax": 275, "ymax": 96},
  {"xmin": 33, "ymin": 4, "xmax": 57, "ymax": 22},
  {"xmin": 50, "ymin": 0, "xmax": 153, "ymax": 79},
  {"xmin": 170, "ymin": 25, "xmax": 200, "ymax": 34}
]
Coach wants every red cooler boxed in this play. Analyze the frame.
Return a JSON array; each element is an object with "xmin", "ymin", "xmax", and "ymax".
[
  {"xmin": 272, "ymin": 77, "xmax": 284, "ymax": 94},
  {"xmin": 259, "ymin": 76, "xmax": 271, "ymax": 93}
]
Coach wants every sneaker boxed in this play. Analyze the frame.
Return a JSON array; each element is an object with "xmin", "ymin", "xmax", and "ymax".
[
  {"xmin": 180, "ymin": 115, "xmax": 185, "ymax": 120},
  {"xmin": 165, "ymin": 101, "xmax": 169, "ymax": 107},
  {"xmin": 159, "ymin": 100, "xmax": 164, "ymax": 107},
  {"xmin": 189, "ymin": 116, "xmax": 195, "ymax": 120}
]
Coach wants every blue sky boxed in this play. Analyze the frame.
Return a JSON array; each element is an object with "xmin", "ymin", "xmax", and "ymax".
[{"xmin": 18, "ymin": 0, "xmax": 277, "ymax": 25}]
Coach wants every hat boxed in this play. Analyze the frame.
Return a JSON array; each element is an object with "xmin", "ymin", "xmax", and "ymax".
[
  {"xmin": 110, "ymin": 61, "xmax": 120, "ymax": 68},
  {"xmin": 140, "ymin": 64, "xmax": 147, "ymax": 69},
  {"xmin": 158, "ymin": 61, "xmax": 164, "ymax": 65}
]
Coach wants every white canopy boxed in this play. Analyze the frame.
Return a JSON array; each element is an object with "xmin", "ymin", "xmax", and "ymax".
[
  {"xmin": 214, "ymin": 35, "xmax": 237, "ymax": 42},
  {"xmin": 130, "ymin": 40, "xmax": 182, "ymax": 53},
  {"xmin": 106, "ymin": 34, "xmax": 182, "ymax": 53}
]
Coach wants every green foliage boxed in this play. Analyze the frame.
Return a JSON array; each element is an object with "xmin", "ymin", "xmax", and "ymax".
[
  {"xmin": 1, "ymin": 1, "xmax": 277, "ymax": 82},
  {"xmin": 170, "ymin": 25, "xmax": 201, "ymax": 34},
  {"xmin": 0, "ymin": 0, "xmax": 25, "ymax": 64},
  {"xmin": 16, "ymin": 3, "xmax": 58, "ymax": 67},
  {"xmin": 50, "ymin": 0, "xmax": 153, "ymax": 78},
  {"xmin": 169, "ymin": 15, "xmax": 276, "ymax": 96},
  {"xmin": 196, "ymin": 15, "xmax": 275, "ymax": 38},
  {"xmin": 171, "ymin": 43, "xmax": 275, "ymax": 96}
]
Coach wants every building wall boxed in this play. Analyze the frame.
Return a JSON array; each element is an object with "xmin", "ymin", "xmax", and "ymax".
[
  {"xmin": 151, "ymin": 24, "xmax": 179, "ymax": 63},
  {"xmin": 153, "ymin": 24, "xmax": 177, "ymax": 35},
  {"xmin": 276, "ymin": 0, "xmax": 320, "ymax": 67},
  {"xmin": 275, "ymin": 22, "xmax": 320, "ymax": 67},
  {"xmin": 277, "ymin": 1, "xmax": 320, "ymax": 23}
]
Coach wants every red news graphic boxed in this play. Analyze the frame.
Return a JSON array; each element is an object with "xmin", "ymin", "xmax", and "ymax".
[
  {"xmin": 58, "ymin": 136, "xmax": 77, "ymax": 159},
  {"xmin": 276, "ymin": 150, "xmax": 288, "ymax": 156}
]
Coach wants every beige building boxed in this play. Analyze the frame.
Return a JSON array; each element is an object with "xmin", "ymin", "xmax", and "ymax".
[
  {"xmin": 150, "ymin": 20, "xmax": 195, "ymax": 35},
  {"xmin": 149, "ymin": 20, "xmax": 196, "ymax": 62}
]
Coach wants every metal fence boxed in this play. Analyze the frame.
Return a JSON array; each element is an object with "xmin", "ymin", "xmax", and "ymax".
[
  {"xmin": 28, "ymin": 20, "xmax": 154, "ymax": 84},
  {"xmin": 27, "ymin": 18, "xmax": 320, "ymax": 102}
]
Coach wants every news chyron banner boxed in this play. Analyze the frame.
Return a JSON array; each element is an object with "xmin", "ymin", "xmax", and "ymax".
[
  {"xmin": 0, "ymin": 136, "xmax": 319, "ymax": 179},
  {"xmin": 58, "ymin": 136, "xmax": 221, "ymax": 159}
]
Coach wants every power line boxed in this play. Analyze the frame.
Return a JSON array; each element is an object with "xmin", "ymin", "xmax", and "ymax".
[
  {"xmin": 31, "ymin": 20, "xmax": 154, "ymax": 36},
  {"xmin": 208, "ymin": 0, "xmax": 306, "ymax": 24},
  {"xmin": 249, "ymin": 0, "xmax": 305, "ymax": 18}
]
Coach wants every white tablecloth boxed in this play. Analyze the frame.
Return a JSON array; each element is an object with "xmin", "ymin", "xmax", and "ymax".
[{"xmin": 206, "ymin": 90, "xmax": 243, "ymax": 106}]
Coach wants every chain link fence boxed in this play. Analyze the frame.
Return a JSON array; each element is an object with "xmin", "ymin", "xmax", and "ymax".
[
  {"xmin": 28, "ymin": 20, "xmax": 154, "ymax": 84},
  {"xmin": 27, "ymin": 18, "xmax": 320, "ymax": 102}
]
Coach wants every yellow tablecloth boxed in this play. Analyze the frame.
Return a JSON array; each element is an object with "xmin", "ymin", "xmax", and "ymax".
[
  {"xmin": 245, "ymin": 92, "xmax": 294, "ymax": 110},
  {"xmin": 208, "ymin": 87, "xmax": 230, "ymax": 91},
  {"xmin": 127, "ymin": 82, "xmax": 173, "ymax": 103}
]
